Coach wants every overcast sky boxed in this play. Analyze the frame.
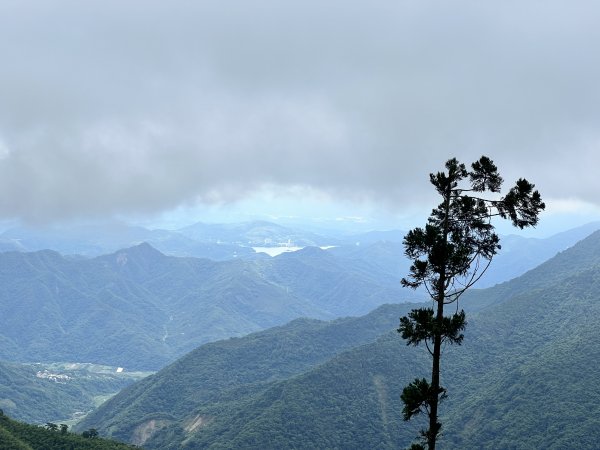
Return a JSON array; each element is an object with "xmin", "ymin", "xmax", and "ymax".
[{"xmin": 1, "ymin": 1, "xmax": 599, "ymax": 232}]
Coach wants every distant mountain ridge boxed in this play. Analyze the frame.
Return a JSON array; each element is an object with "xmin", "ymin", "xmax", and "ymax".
[
  {"xmin": 0, "ymin": 223, "xmax": 256, "ymax": 260},
  {"xmin": 0, "ymin": 220, "xmax": 341, "ymax": 259},
  {"xmin": 177, "ymin": 220, "xmax": 338, "ymax": 247},
  {"xmin": 334, "ymin": 221, "xmax": 600, "ymax": 289},
  {"xmin": 476, "ymin": 220, "xmax": 600, "ymax": 287},
  {"xmin": 3, "ymin": 220, "xmax": 597, "ymax": 279}
]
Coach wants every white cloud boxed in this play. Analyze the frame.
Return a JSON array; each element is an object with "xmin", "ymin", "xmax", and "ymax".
[
  {"xmin": 1, "ymin": 0, "xmax": 599, "ymax": 223},
  {"xmin": 544, "ymin": 198, "xmax": 600, "ymax": 216},
  {"xmin": 0, "ymin": 138, "xmax": 10, "ymax": 160}
]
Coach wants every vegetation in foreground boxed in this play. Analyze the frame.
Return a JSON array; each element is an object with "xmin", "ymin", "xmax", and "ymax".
[{"xmin": 0, "ymin": 409, "xmax": 136, "ymax": 450}]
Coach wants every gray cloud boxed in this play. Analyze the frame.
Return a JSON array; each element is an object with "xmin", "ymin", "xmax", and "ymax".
[{"xmin": 1, "ymin": 0, "xmax": 599, "ymax": 223}]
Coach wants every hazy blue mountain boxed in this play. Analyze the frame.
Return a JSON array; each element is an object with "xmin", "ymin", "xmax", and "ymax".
[
  {"xmin": 0, "ymin": 224, "xmax": 255, "ymax": 260},
  {"xmin": 0, "ymin": 238, "xmax": 26, "ymax": 253},
  {"xmin": 328, "ymin": 241, "xmax": 414, "ymax": 291},
  {"xmin": 0, "ymin": 242, "xmax": 406, "ymax": 370},
  {"xmin": 0, "ymin": 248, "xmax": 173, "ymax": 369},
  {"xmin": 80, "ymin": 230, "xmax": 600, "ymax": 449},
  {"xmin": 345, "ymin": 229, "xmax": 407, "ymax": 244},
  {"xmin": 476, "ymin": 220, "xmax": 600, "ymax": 287},
  {"xmin": 329, "ymin": 221, "xmax": 600, "ymax": 290},
  {"xmin": 2, "ymin": 220, "xmax": 598, "ymax": 280},
  {"xmin": 0, "ymin": 246, "xmax": 318, "ymax": 370},
  {"xmin": 177, "ymin": 220, "xmax": 340, "ymax": 247},
  {"xmin": 256, "ymin": 246, "xmax": 415, "ymax": 315}
]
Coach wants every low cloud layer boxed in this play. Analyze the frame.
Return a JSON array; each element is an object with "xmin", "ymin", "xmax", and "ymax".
[{"xmin": 1, "ymin": 1, "xmax": 599, "ymax": 223}]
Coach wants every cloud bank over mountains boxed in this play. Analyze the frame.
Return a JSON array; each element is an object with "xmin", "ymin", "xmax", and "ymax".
[{"xmin": 1, "ymin": 1, "xmax": 599, "ymax": 223}]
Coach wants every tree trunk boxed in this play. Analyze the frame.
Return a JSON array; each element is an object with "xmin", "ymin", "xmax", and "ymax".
[
  {"xmin": 428, "ymin": 188, "xmax": 450, "ymax": 449},
  {"xmin": 428, "ymin": 279, "xmax": 445, "ymax": 449}
]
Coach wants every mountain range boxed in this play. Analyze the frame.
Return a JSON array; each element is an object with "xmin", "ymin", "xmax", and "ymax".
[
  {"xmin": 0, "ymin": 220, "xmax": 339, "ymax": 260},
  {"xmin": 0, "ymin": 242, "xmax": 406, "ymax": 371},
  {"xmin": 2, "ymin": 220, "xmax": 598, "ymax": 285},
  {"xmin": 2, "ymin": 220, "xmax": 600, "ymax": 447},
  {"xmin": 77, "ymin": 230, "xmax": 600, "ymax": 449}
]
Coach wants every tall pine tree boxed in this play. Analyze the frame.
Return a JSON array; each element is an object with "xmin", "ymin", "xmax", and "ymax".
[{"xmin": 398, "ymin": 156, "xmax": 544, "ymax": 450}]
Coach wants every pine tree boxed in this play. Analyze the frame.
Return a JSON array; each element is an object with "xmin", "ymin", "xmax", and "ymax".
[{"xmin": 398, "ymin": 156, "xmax": 544, "ymax": 449}]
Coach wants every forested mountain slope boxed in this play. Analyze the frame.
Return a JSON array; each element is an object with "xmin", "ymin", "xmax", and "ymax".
[
  {"xmin": 82, "ymin": 230, "xmax": 600, "ymax": 449},
  {"xmin": 0, "ymin": 243, "xmax": 405, "ymax": 370},
  {"xmin": 75, "ymin": 303, "xmax": 414, "ymax": 446}
]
